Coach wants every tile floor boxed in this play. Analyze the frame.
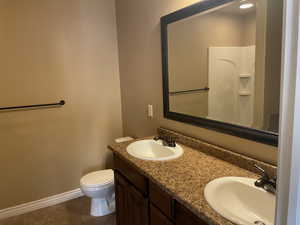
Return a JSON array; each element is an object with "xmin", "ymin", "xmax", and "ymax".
[{"xmin": 0, "ymin": 197, "xmax": 116, "ymax": 225}]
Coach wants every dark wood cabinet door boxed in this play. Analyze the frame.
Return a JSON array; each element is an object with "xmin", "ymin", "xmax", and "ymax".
[
  {"xmin": 149, "ymin": 181, "xmax": 173, "ymax": 219},
  {"xmin": 115, "ymin": 172, "xmax": 129, "ymax": 225},
  {"xmin": 127, "ymin": 184, "xmax": 149, "ymax": 225},
  {"xmin": 115, "ymin": 171, "xmax": 149, "ymax": 225},
  {"xmin": 150, "ymin": 204, "xmax": 174, "ymax": 225},
  {"xmin": 175, "ymin": 202, "xmax": 208, "ymax": 225}
]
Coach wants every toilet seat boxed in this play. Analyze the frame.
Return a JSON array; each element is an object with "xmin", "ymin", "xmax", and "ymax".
[{"xmin": 80, "ymin": 169, "xmax": 114, "ymax": 188}]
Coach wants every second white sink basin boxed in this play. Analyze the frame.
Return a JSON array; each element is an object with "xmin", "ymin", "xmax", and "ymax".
[
  {"xmin": 204, "ymin": 177, "xmax": 276, "ymax": 225},
  {"xmin": 126, "ymin": 139, "xmax": 183, "ymax": 161}
]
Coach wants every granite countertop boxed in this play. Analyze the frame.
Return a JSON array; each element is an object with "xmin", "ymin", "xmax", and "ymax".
[{"xmin": 108, "ymin": 138, "xmax": 259, "ymax": 225}]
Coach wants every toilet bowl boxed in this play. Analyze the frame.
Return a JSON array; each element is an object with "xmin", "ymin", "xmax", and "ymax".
[{"xmin": 80, "ymin": 169, "xmax": 115, "ymax": 217}]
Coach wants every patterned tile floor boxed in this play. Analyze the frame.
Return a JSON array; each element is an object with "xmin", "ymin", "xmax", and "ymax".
[{"xmin": 0, "ymin": 197, "xmax": 116, "ymax": 225}]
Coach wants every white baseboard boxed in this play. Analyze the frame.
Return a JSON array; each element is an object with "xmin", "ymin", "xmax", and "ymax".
[{"xmin": 0, "ymin": 188, "xmax": 83, "ymax": 220}]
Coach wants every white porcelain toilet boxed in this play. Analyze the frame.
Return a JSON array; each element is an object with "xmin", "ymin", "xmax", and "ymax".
[{"xmin": 80, "ymin": 169, "xmax": 115, "ymax": 217}]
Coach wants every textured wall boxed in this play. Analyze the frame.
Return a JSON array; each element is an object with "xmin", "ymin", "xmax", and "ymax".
[
  {"xmin": 116, "ymin": 0, "xmax": 278, "ymax": 165},
  {"xmin": 0, "ymin": 0, "xmax": 123, "ymax": 209}
]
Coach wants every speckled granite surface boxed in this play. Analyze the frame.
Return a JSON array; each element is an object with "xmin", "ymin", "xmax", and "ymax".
[
  {"xmin": 108, "ymin": 129, "xmax": 276, "ymax": 225},
  {"xmin": 158, "ymin": 128, "xmax": 277, "ymax": 177}
]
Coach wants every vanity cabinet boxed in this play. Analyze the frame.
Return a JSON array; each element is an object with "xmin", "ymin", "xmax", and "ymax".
[
  {"xmin": 174, "ymin": 202, "xmax": 208, "ymax": 225},
  {"xmin": 115, "ymin": 172, "xmax": 149, "ymax": 225},
  {"xmin": 149, "ymin": 180, "xmax": 174, "ymax": 219},
  {"xmin": 150, "ymin": 204, "xmax": 174, "ymax": 225},
  {"xmin": 113, "ymin": 154, "xmax": 209, "ymax": 225},
  {"xmin": 114, "ymin": 154, "xmax": 148, "ymax": 195},
  {"xmin": 150, "ymin": 180, "xmax": 208, "ymax": 225}
]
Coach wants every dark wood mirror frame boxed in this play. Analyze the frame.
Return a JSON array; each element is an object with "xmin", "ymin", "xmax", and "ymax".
[{"xmin": 160, "ymin": 0, "xmax": 278, "ymax": 146}]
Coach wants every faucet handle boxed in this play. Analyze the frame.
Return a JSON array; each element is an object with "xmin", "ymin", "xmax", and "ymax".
[
  {"xmin": 254, "ymin": 164, "xmax": 270, "ymax": 180},
  {"xmin": 270, "ymin": 176, "xmax": 277, "ymax": 186},
  {"xmin": 153, "ymin": 136, "xmax": 161, "ymax": 141},
  {"xmin": 165, "ymin": 136, "xmax": 176, "ymax": 147},
  {"xmin": 168, "ymin": 136, "xmax": 176, "ymax": 142}
]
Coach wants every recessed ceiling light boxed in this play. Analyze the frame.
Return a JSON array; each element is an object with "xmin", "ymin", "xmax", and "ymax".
[{"xmin": 240, "ymin": 3, "xmax": 254, "ymax": 9}]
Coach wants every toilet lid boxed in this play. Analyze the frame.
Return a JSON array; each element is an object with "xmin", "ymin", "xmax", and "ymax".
[{"xmin": 80, "ymin": 169, "xmax": 114, "ymax": 188}]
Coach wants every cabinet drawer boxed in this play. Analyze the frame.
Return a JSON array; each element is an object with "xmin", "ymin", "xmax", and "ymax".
[
  {"xmin": 114, "ymin": 154, "xmax": 148, "ymax": 195},
  {"xmin": 150, "ymin": 204, "xmax": 174, "ymax": 225},
  {"xmin": 149, "ymin": 181, "xmax": 174, "ymax": 219},
  {"xmin": 175, "ymin": 202, "xmax": 208, "ymax": 225}
]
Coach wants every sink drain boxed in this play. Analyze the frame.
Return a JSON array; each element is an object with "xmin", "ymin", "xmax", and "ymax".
[{"xmin": 254, "ymin": 221, "xmax": 266, "ymax": 225}]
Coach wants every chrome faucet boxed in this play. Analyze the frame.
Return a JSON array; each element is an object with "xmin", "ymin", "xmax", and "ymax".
[
  {"xmin": 153, "ymin": 135, "xmax": 176, "ymax": 147},
  {"xmin": 254, "ymin": 164, "xmax": 276, "ymax": 194}
]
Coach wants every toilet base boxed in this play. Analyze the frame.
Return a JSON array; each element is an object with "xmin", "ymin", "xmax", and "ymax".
[{"xmin": 90, "ymin": 198, "xmax": 115, "ymax": 217}]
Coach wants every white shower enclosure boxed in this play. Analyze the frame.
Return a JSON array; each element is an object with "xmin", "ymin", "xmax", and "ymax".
[{"xmin": 208, "ymin": 46, "xmax": 256, "ymax": 127}]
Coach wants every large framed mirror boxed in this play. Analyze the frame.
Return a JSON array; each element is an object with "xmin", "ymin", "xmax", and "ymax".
[{"xmin": 161, "ymin": 0, "xmax": 282, "ymax": 146}]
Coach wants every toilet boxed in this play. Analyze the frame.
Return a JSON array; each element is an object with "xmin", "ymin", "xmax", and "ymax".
[{"xmin": 80, "ymin": 169, "xmax": 115, "ymax": 217}]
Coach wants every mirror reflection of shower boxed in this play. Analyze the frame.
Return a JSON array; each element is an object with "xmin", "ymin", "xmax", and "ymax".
[
  {"xmin": 208, "ymin": 46, "xmax": 255, "ymax": 128},
  {"xmin": 167, "ymin": 0, "xmax": 282, "ymax": 133}
]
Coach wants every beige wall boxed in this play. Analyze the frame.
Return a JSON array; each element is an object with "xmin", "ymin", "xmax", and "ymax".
[
  {"xmin": 253, "ymin": 0, "xmax": 267, "ymax": 130},
  {"xmin": 169, "ymin": 93, "xmax": 209, "ymax": 117},
  {"xmin": 116, "ymin": 0, "xmax": 278, "ymax": 165},
  {"xmin": 253, "ymin": 0, "xmax": 282, "ymax": 132},
  {"xmin": 0, "ymin": 0, "xmax": 122, "ymax": 210},
  {"xmin": 242, "ymin": 11, "xmax": 256, "ymax": 46},
  {"xmin": 264, "ymin": 0, "xmax": 282, "ymax": 132}
]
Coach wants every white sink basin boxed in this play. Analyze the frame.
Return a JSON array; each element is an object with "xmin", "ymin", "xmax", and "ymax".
[
  {"xmin": 126, "ymin": 139, "xmax": 183, "ymax": 161},
  {"xmin": 204, "ymin": 177, "xmax": 276, "ymax": 225}
]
